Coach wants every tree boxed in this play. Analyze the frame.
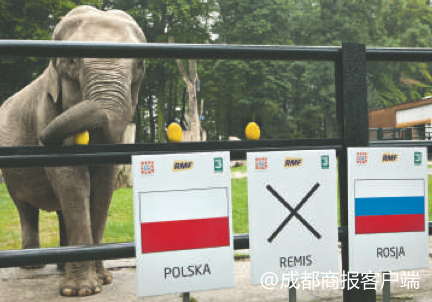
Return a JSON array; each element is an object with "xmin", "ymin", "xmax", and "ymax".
[
  {"xmin": 281, "ymin": 0, "xmax": 432, "ymax": 136},
  {"xmin": 206, "ymin": 0, "xmax": 295, "ymax": 139},
  {"xmin": 124, "ymin": 0, "xmax": 217, "ymax": 142},
  {"xmin": 168, "ymin": 37, "xmax": 202, "ymax": 141},
  {"xmin": 5, "ymin": 0, "xmax": 432, "ymax": 142},
  {"xmin": 0, "ymin": 0, "xmax": 90, "ymax": 103},
  {"xmin": 366, "ymin": 0, "xmax": 432, "ymax": 109}
]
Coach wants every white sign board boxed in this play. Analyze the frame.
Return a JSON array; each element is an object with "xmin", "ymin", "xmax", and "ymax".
[
  {"xmin": 247, "ymin": 150, "xmax": 339, "ymax": 285},
  {"xmin": 132, "ymin": 152, "xmax": 235, "ymax": 297},
  {"xmin": 348, "ymin": 147, "xmax": 429, "ymax": 273}
]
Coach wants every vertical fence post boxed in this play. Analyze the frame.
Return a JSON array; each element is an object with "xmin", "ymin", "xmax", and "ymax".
[
  {"xmin": 183, "ymin": 292, "xmax": 190, "ymax": 302},
  {"xmin": 288, "ymin": 283, "xmax": 296, "ymax": 302},
  {"xmin": 382, "ymin": 272, "xmax": 390, "ymax": 302},
  {"xmin": 406, "ymin": 127, "xmax": 413, "ymax": 140},
  {"xmin": 377, "ymin": 128, "xmax": 383, "ymax": 140},
  {"xmin": 336, "ymin": 42, "xmax": 375, "ymax": 302}
]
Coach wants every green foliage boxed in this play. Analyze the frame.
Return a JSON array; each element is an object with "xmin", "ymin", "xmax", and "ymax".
[
  {"xmin": 3, "ymin": 0, "xmax": 432, "ymax": 139},
  {"xmin": 0, "ymin": 0, "xmax": 84, "ymax": 102},
  {"xmin": 170, "ymin": 0, "xmax": 432, "ymax": 139},
  {"xmin": 123, "ymin": 0, "xmax": 217, "ymax": 142},
  {"xmin": 200, "ymin": 1, "xmax": 300, "ymax": 139}
]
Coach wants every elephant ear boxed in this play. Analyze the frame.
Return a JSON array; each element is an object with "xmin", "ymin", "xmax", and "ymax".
[{"xmin": 46, "ymin": 59, "xmax": 61, "ymax": 104}]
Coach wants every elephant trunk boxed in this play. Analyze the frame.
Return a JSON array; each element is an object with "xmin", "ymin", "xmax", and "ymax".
[
  {"xmin": 40, "ymin": 60, "xmax": 131, "ymax": 145},
  {"xmin": 84, "ymin": 59, "xmax": 130, "ymax": 114}
]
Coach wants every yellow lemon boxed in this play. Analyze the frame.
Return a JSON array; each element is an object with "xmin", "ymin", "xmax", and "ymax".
[
  {"xmin": 245, "ymin": 122, "xmax": 260, "ymax": 140},
  {"xmin": 167, "ymin": 123, "xmax": 183, "ymax": 142},
  {"xmin": 72, "ymin": 131, "xmax": 89, "ymax": 145}
]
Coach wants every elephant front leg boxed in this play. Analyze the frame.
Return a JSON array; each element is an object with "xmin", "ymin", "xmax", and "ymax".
[
  {"xmin": 56, "ymin": 210, "xmax": 67, "ymax": 271},
  {"xmin": 45, "ymin": 166, "xmax": 102, "ymax": 296},
  {"xmin": 90, "ymin": 166, "xmax": 117, "ymax": 286}
]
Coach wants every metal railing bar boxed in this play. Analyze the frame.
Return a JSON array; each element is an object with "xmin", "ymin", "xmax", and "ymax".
[
  {"xmin": 366, "ymin": 47, "xmax": 432, "ymax": 62},
  {"xmin": 0, "ymin": 139, "xmax": 344, "ymax": 168},
  {"xmin": 1, "ymin": 138, "xmax": 430, "ymax": 168},
  {"xmin": 0, "ymin": 242, "xmax": 136, "ymax": 268},
  {"xmin": 370, "ymin": 140, "xmax": 432, "ymax": 148},
  {"xmin": 0, "ymin": 139, "xmax": 344, "ymax": 156},
  {"xmin": 0, "ymin": 40, "xmax": 341, "ymax": 61},
  {"xmin": 0, "ymin": 239, "xmax": 248, "ymax": 269},
  {"xmin": 1, "ymin": 223, "xmax": 431, "ymax": 269},
  {"xmin": 0, "ymin": 146, "xmax": 344, "ymax": 167},
  {"xmin": 4, "ymin": 41, "xmax": 432, "ymax": 62}
]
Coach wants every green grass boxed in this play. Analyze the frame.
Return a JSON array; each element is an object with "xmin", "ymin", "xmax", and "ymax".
[
  {"xmin": 232, "ymin": 178, "xmax": 248, "ymax": 234},
  {"xmin": 1, "ymin": 175, "xmax": 432, "ymax": 251},
  {"xmin": 104, "ymin": 188, "xmax": 134, "ymax": 244},
  {"xmin": 0, "ymin": 175, "xmax": 251, "ymax": 250},
  {"xmin": 0, "ymin": 183, "xmax": 21, "ymax": 250}
]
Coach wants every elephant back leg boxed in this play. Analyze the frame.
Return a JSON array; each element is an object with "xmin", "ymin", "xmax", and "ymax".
[
  {"xmin": 2, "ymin": 168, "xmax": 52, "ymax": 269},
  {"xmin": 14, "ymin": 199, "xmax": 45, "ymax": 269},
  {"xmin": 89, "ymin": 165, "xmax": 117, "ymax": 285},
  {"xmin": 45, "ymin": 166, "xmax": 101, "ymax": 296}
]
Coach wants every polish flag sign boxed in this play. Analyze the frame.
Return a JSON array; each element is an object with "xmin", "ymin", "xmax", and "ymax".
[
  {"xmin": 132, "ymin": 152, "xmax": 235, "ymax": 297},
  {"xmin": 139, "ymin": 188, "xmax": 230, "ymax": 253},
  {"xmin": 355, "ymin": 179, "xmax": 425, "ymax": 235}
]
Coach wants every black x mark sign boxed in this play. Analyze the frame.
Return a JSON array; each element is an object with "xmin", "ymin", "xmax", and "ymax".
[{"xmin": 267, "ymin": 183, "xmax": 321, "ymax": 243}]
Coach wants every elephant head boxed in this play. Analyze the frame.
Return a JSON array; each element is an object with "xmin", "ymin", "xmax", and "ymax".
[{"xmin": 39, "ymin": 6, "xmax": 146, "ymax": 145}]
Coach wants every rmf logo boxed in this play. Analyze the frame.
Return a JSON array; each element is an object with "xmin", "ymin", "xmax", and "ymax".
[
  {"xmin": 284, "ymin": 157, "xmax": 303, "ymax": 168},
  {"xmin": 382, "ymin": 153, "xmax": 399, "ymax": 162},
  {"xmin": 172, "ymin": 160, "xmax": 194, "ymax": 171}
]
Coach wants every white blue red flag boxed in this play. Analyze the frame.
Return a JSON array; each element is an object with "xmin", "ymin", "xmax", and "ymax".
[{"xmin": 355, "ymin": 179, "xmax": 425, "ymax": 234}]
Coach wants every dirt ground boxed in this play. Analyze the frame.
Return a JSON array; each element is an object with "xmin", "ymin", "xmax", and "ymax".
[{"xmin": 2, "ymin": 246, "xmax": 432, "ymax": 302}]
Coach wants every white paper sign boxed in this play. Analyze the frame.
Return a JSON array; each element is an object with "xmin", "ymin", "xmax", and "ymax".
[
  {"xmin": 132, "ymin": 152, "xmax": 235, "ymax": 297},
  {"xmin": 348, "ymin": 147, "xmax": 429, "ymax": 273},
  {"xmin": 247, "ymin": 150, "xmax": 339, "ymax": 285}
]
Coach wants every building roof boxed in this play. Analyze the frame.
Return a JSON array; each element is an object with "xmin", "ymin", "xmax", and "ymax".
[{"xmin": 368, "ymin": 96, "xmax": 432, "ymax": 128}]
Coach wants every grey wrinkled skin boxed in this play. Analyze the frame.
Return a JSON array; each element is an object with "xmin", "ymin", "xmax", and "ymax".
[{"xmin": 0, "ymin": 6, "xmax": 145, "ymax": 297}]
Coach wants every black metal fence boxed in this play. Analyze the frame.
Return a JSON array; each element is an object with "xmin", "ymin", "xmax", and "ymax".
[
  {"xmin": 370, "ymin": 126, "xmax": 432, "ymax": 141},
  {"xmin": 1, "ymin": 40, "xmax": 432, "ymax": 302}
]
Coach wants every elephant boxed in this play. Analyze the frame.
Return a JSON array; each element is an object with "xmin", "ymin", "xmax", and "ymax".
[{"xmin": 0, "ymin": 6, "xmax": 146, "ymax": 296}]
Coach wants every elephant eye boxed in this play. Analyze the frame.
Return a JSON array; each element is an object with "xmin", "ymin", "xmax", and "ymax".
[
  {"xmin": 58, "ymin": 58, "xmax": 79, "ymax": 79},
  {"xmin": 134, "ymin": 60, "xmax": 145, "ymax": 79},
  {"xmin": 67, "ymin": 58, "xmax": 79, "ymax": 68}
]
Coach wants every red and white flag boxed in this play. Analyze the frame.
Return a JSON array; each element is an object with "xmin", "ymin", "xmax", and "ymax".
[{"xmin": 139, "ymin": 188, "xmax": 230, "ymax": 253}]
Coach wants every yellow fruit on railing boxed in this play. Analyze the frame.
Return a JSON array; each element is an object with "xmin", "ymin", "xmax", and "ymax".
[
  {"xmin": 245, "ymin": 122, "xmax": 260, "ymax": 140},
  {"xmin": 167, "ymin": 123, "xmax": 183, "ymax": 142},
  {"xmin": 72, "ymin": 131, "xmax": 89, "ymax": 145}
]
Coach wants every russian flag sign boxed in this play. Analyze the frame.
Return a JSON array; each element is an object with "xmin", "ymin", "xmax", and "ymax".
[
  {"xmin": 348, "ymin": 148, "xmax": 429, "ymax": 273},
  {"xmin": 132, "ymin": 152, "xmax": 235, "ymax": 297},
  {"xmin": 355, "ymin": 179, "xmax": 425, "ymax": 234}
]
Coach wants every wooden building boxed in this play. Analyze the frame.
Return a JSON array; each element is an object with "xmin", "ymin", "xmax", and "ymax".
[{"xmin": 369, "ymin": 96, "xmax": 432, "ymax": 140}]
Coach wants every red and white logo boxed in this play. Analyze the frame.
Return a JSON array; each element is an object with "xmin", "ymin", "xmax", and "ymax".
[
  {"xmin": 141, "ymin": 161, "xmax": 154, "ymax": 175},
  {"xmin": 356, "ymin": 152, "xmax": 368, "ymax": 164},
  {"xmin": 255, "ymin": 157, "xmax": 268, "ymax": 170}
]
